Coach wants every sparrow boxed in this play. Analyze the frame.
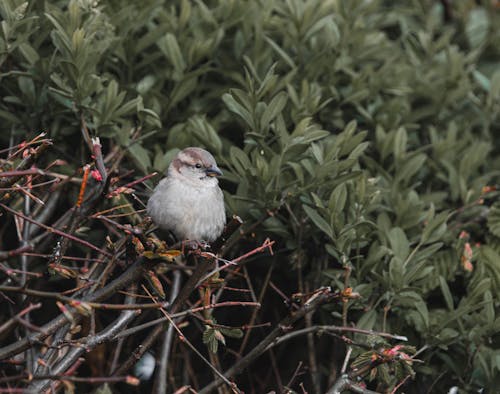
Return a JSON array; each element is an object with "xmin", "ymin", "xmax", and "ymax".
[{"xmin": 147, "ymin": 147, "xmax": 226, "ymax": 242}]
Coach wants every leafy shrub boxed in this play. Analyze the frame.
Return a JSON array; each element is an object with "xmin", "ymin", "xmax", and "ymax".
[{"xmin": 1, "ymin": 0, "xmax": 500, "ymax": 392}]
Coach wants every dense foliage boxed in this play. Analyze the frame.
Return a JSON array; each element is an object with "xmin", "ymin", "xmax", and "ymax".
[{"xmin": 1, "ymin": 0, "xmax": 500, "ymax": 392}]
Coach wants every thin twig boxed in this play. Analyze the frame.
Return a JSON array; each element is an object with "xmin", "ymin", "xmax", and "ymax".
[
  {"xmin": 0, "ymin": 286, "xmax": 169, "ymax": 310},
  {"xmin": 266, "ymin": 325, "xmax": 408, "ymax": 350},
  {"xmin": 113, "ymin": 301, "xmax": 261, "ymax": 340},
  {"xmin": 0, "ymin": 257, "xmax": 150, "ymax": 360},
  {"xmin": 325, "ymin": 374, "xmax": 380, "ymax": 394},
  {"xmin": 199, "ymin": 287, "xmax": 337, "ymax": 393},
  {"xmin": 0, "ymin": 203, "xmax": 112, "ymax": 257},
  {"xmin": 238, "ymin": 261, "xmax": 274, "ymax": 355},
  {"xmin": 0, "ymin": 303, "xmax": 42, "ymax": 335},
  {"xmin": 154, "ymin": 269, "xmax": 182, "ymax": 394},
  {"xmin": 0, "ymin": 374, "xmax": 139, "ymax": 385},
  {"xmin": 141, "ymin": 287, "xmax": 241, "ymax": 393},
  {"xmin": 341, "ymin": 347, "xmax": 352, "ymax": 374},
  {"xmin": 26, "ymin": 286, "xmax": 139, "ymax": 393}
]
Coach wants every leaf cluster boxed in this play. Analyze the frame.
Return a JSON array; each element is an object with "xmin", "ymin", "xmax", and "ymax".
[{"xmin": 2, "ymin": 0, "xmax": 500, "ymax": 392}]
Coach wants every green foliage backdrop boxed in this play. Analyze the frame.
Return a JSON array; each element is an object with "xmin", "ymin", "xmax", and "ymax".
[{"xmin": 1, "ymin": 0, "xmax": 500, "ymax": 392}]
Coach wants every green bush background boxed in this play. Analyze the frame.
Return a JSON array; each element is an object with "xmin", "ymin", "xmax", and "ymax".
[{"xmin": 1, "ymin": 0, "xmax": 500, "ymax": 392}]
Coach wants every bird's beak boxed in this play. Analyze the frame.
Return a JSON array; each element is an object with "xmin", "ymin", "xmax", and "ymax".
[{"xmin": 205, "ymin": 165, "xmax": 223, "ymax": 177}]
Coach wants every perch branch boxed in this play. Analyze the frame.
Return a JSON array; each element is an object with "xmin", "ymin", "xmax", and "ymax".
[{"xmin": 199, "ymin": 287, "xmax": 337, "ymax": 393}]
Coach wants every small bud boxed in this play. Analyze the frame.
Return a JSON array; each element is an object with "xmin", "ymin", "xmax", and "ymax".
[
  {"xmin": 461, "ymin": 256, "xmax": 473, "ymax": 272},
  {"xmin": 70, "ymin": 324, "xmax": 82, "ymax": 334},
  {"xmin": 125, "ymin": 376, "xmax": 140, "ymax": 386},
  {"xmin": 145, "ymin": 270, "xmax": 165, "ymax": 299},
  {"xmin": 482, "ymin": 185, "xmax": 496, "ymax": 194},
  {"xmin": 214, "ymin": 329, "xmax": 226, "ymax": 346},
  {"xmin": 461, "ymin": 242, "xmax": 474, "ymax": 272},
  {"xmin": 131, "ymin": 236, "xmax": 145, "ymax": 254},
  {"xmin": 48, "ymin": 263, "xmax": 77, "ymax": 279},
  {"xmin": 384, "ymin": 345, "xmax": 403, "ymax": 356},
  {"xmin": 158, "ymin": 250, "xmax": 182, "ymax": 262},
  {"xmin": 342, "ymin": 287, "xmax": 353, "ymax": 297},
  {"xmin": 90, "ymin": 169, "xmax": 103, "ymax": 182},
  {"xmin": 463, "ymin": 242, "xmax": 473, "ymax": 260},
  {"xmin": 56, "ymin": 301, "xmax": 75, "ymax": 324},
  {"xmin": 69, "ymin": 300, "xmax": 92, "ymax": 316}
]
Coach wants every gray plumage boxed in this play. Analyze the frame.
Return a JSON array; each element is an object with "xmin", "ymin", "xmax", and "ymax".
[{"xmin": 147, "ymin": 147, "xmax": 226, "ymax": 242}]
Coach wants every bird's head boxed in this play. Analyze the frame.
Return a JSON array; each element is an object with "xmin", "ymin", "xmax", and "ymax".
[{"xmin": 169, "ymin": 147, "xmax": 223, "ymax": 186}]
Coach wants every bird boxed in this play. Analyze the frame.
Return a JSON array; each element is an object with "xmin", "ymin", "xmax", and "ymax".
[{"xmin": 147, "ymin": 147, "xmax": 226, "ymax": 242}]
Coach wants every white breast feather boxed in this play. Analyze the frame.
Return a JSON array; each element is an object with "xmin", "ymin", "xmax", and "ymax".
[{"xmin": 147, "ymin": 176, "xmax": 226, "ymax": 241}]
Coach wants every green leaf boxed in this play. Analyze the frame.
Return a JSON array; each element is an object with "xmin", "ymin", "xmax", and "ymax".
[
  {"xmin": 179, "ymin": 0, "xmax": 192, "ymax": 27},
  {"xmin": 439, "ymin": 276, "xmax": 454, "ymax": 311},
  {"xmin": 479, "ymin": 246, "xmax": 500, "ymax": 287},
  {"xmin": 286, "ymin": 161, "xmax": 304, "ymax": 184},
  {"xmin": 229, "ymin": 146, "xmax": 252, "ymax": 176},
  {"xmin": 489, "ymin": 70, "xmax": 500, "ymax": 101},
  {"xmin": 393, "ymin": 127, "xmax": 407, "ymax": 161},
  {"xmin": 264, "ymin": 35, "xmax": 296, "ymax": 69},
  {"xmin": 398, "ymin": 291, "xmax": 429, "ymax": 329},
  {"xmin": 473, "ymin": 70, "xmax": 490, "ymax": 92},
  {"xmin": 220, "ymin": 327, "xmax": 244, "ymax": 338},
  {"xmin": 18, "ymin": 42, "xmax": 39, "ymax": 65},
  {"xmin": 45, "ymin": 13, "xmax": 72, "ymax": 54},
  {"xmin": 139, "ymin": 108, "xmax": 162, "ymax": 128},
  {"xmin": 487, "ymin": 202, "xmax": 500, "ymax": 238},
  {"xmin": 202, "ymin": 326, "xmax": 219, "ymax": 354},
  {"xmin": 114, "ymin": 97, "xmax": 141, "ymax": 118},
  {"xmin": 223, "ymin": 92, "xmax": 254, "ymax": 128},
  {"xmin": 303, "ymin": 204, "xmax": 333, "ymax": 239},
  {"xmin": 127, "ymin": 143, "xmax": 151, "ymax": 174},
  {"xmin": 467, "ymin": 277, "xmax": 492, "ymax": 303},
  {"xmin": 18, "ymin": 76, "xmax": 35, "ymax": 101},
  {"xmin": 395, "ymin": 153, "xmax": 426, "ymax": 183},
  {"xmin": 0, "ymin": 109, "xmax": 20, "ymax": 124},
  {"xmin": 290, "ymin": 129, "xmax": 330, "ymax": 147},
  {"xmin": 339, "ymin": 130, "xmax": 367, "ymax": 157},
  {"xmin": 483, "ymin": 290, "xmax": 494, "ymax": 324},
  {"xmin": 328, "ymin": 182, "xmax": 348, "ymax": 214},
  {"xmin": 466, "ymin": 7, "xmax": 489, "ymax": 48},
  {"xmin": 421, "ymin": 211, "xmax": 448, "ymax": 244},
  {"xmin": 389, "ymin": 257, "xmax": 404, "ymax": 289},
  {"xmin": 388, "ymin": 227, "xmax": 410, "ymax": 261},
  {"xmin": 169, "ymin": 75, "xmax": 198, "ymax": 108},
  {"xmin": 412, "ymin": 243, "xmax": 443, "ymax": 263},
  {"xmin": 94, "ymin": 383, "xmax": 113, "ymax": 394},
  {"xmin": 356, "ymin": 309, "xmax": 377, "ymax": 330},
  {"xmin": 348, "ymin": 141, "xmax": 369, "ymax": 160},
  {"xmin": 414, "ymin": 300, "xmax": 429, "ymax": 329},
  {"xmin": 161, "ymin": 33, "xmax": 186, "ymax": 73},
  {"xmin": 261, "ymin": 91, "xmax": 287, "ymax": 128}
]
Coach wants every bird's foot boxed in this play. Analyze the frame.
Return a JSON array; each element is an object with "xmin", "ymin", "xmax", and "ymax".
[{"xmin": 182, "ymin": 240, "xmax": 210, "ymax": 252}]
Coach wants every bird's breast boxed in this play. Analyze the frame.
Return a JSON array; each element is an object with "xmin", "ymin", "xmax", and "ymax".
[{"xmin": 147, "ymin": 177, "xmax": 225, "ymax": 241}]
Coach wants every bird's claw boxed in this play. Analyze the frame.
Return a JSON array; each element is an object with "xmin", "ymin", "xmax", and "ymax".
[{"xmin": 182, "ymin": 239, "xmax": 210, "ymax": 252}]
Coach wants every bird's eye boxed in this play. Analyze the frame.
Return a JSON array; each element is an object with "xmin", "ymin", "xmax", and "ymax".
[{"xmin": 195, "ymin": 163, "xmax": 202, "ymax": 169}]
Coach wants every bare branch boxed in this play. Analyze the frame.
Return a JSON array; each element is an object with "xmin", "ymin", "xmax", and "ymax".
[{"xmin": 199, "ymin": 287, "xmax": 338, "ymax": 393}]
